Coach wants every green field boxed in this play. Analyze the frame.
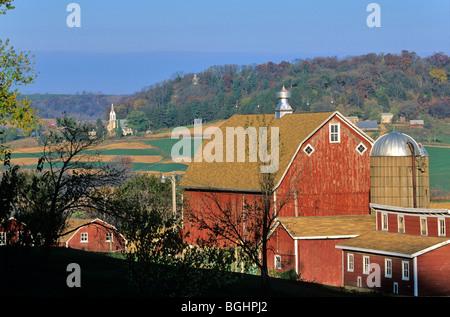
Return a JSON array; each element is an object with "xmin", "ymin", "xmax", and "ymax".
[
  {"xmin": 8, "ymin": 138, "xmax": 449, "ymax": 191},
  {"xmin": 426, "ymin": 146, "xmax": 450, "ymax": 192}
]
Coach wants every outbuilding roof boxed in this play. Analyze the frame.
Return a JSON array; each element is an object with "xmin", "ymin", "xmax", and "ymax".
[
  {"xmin": 276, "ymin": 215, "xmax": 376, "ymax": 239},
  {"xmin": 335, "ymin": 230, "xmax": 450, "ymax": 258}
]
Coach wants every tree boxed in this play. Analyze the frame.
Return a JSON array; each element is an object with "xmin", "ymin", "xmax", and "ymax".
[
  {"xmin": 185, "ymin": 118, "xmax": 298, "ymax": 290},
  {"xmin": 0, "ymin": 1, "xmax": 39, "ymax": 162},
  {"xmin": 2, "ymin": 116, "xmax": 127, "ymax": 253},
  {"xmin": 106, "ymin": 173, "xmax": 236, "ymax": 296},
  {"xmin": 95, "ymin": 118, "xmax": 106, "ymax": 139},
  {"xmin": 126, "ymin": 110, "xmax": 150, "ymax": 132}
]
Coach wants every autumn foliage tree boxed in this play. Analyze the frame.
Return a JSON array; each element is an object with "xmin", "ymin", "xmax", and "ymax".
[{"xmin": 0, "ymin": 0, "xmax": 39, "ymax": 162}]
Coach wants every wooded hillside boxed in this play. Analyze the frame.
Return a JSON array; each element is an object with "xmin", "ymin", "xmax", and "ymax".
[{"xmin": 111, "ymin": 51, "xmax": 449, "ymax": 130}]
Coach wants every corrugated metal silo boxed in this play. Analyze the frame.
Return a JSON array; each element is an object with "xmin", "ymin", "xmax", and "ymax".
[{"xmin": 370, "ymin": 131, "xmax": 430, "ymax": 208}]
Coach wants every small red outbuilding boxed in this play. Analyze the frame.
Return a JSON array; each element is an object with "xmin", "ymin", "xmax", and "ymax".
[
  {"xmin": 267, "ymin": 215, "xmax": 375, "ymax": 286},
  {"xmin": 58, "ymin": 218, "xmax": 127, "ymax": 253}
]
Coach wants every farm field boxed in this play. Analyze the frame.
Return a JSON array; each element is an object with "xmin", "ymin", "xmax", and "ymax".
[
  {"xmin": 8, "ymin": 137, "xmax": 201, "ymax": 174},
  {"xmin": 5, "ymin": 138, "xmax": 450, "ymax": 195},
  {"xmin": 425, "ymin": 146, "xmax": 450, "ymax": 194}
]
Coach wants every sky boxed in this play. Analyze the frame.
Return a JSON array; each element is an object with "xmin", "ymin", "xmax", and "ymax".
[{"xmin": 0, "ymin": 0, "xmax": 449, "ymax": 95}]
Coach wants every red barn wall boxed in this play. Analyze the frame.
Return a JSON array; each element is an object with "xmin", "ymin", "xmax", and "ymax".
[
  {"xmin": 342, "ymin": 251, "xmax": 415, "ymax": 296},
  {"xmin": 267, "ymin": 225, "xmax": 296, "ymax": 273},
  {"xmin": 266, "ymin": 226, "xmax": 346, "ymax": 287},
  {"xmin": 277, "ymin": 116, "xmax": 372, "ymax": 217},
  {"xmin": 417, "ymin": 244, "xmax": 450, "ymax": 296},
  {"xmin": 183, "ymin": 190, "xmax": 260, "ymax": 247},
  {"xmin": 298, "ymin": 239, "xmax": 345, "ymax": 286},
  {"xmin": 376, "ymin": 211, "xmax": 450, "ymax": 238},
  {"xmin": 65, "ymin": 220, "xmax": 126, "ymax": 253}
]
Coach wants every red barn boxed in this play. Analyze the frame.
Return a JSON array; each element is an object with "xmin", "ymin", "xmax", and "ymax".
[
  {"xmin": 0, "ymin": 218, "xmax": 29, "ymax": 246},
  {"xmin": 58, "ymin": 218, "xmax": 127, "ymax": 253},
  {"xmin": 336, "ymin": 204, "xmax": 450, "ymax": 296},
  {"xmin": 180, "ymin": 87, "xmax": 374, "ymax": 284}
]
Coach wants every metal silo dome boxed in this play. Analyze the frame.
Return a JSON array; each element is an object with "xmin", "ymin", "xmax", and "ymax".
[{"xmin": 370, "ymin": 131, "xmax": 428, "ymax": 157}]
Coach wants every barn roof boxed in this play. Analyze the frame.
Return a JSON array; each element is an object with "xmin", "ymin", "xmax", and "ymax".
[
  {"xmin": 276, "ymin": 215, "xmax": 376, "ymax": 239},
  {"xmin": 357, "ymin": 120, "xmax": 379, "ymax": 130},
  {"xmin": 180, "ymin": 111, "xmax": 371, "ymax": 192},
  {"xmin": 335, "ymin": 230, "xmax": 450, "ymax": 258}
]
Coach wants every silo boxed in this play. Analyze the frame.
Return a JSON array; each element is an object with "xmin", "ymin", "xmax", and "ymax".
[{"xmin": 370, "ymin": 131, "xmax": 430, "ymax": 208}]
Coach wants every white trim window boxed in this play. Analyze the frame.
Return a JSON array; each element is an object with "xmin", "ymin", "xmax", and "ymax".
[
  {"xmin": 106, "ymin": 232, "xmax": 113, "ymax": 242},
  {"xmin": 385, "ymin": 258, "xmax": 392, "ymax": 278},
  {"xmin": 275, "ymin": 255, "xmax": 282, "ymax": 270},
  {"xmin": 356, "ymin": 142, "xmax": 367, "ymax": 155},
  {"xmin": 363, "ymin": 256, "xmax": 370, "ymax": 275},
  {"xmin": 329, "ymin": 123, "xmax": 340, "ymax": 143},
  {"xmin": 347, "ymin": 253, "xmax": 354, "ymax": 272},
  {"xmin": 420, "ymin": 217, "xmax": 427, "ymax": 236},
  {"xmin": 398, "ymin": 215, "xmax": 405, "ymax": 234},
  {"xmin": 0, "ymin": 232, "xmax": 6, "ymax": 246},
  {"xmin": 402, "ymin": 261, "xmax": 410, "ymax": 281},
  {"xmin": 303, "ymin": 144, "xmax": 315, "ymax": 156},
  {"xmin": 438, "ymin": 218, "xmax": 446, "ymax": 237},
  {"xmin": 80, "ymin": 232, "xmax": 88, "ymax": 243},
  {"xmin": 381, "ymin": 212, "xmax": 388, "ymax": 231}
]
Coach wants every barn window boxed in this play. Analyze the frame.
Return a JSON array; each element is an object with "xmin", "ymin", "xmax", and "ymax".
[
  {"xmin": 438, "ymin": 218, "xmax": 446, "ymax": 237},
  {"xmin": 420, "ymin": 217, "xmax": 427, "ymax": 236},
  {"xmin": 398, "ymin": 215, "xmax": 405, "ymax": 234},
  {"xmin": 381, "ymin": 213, "xmax": 388, "ymax": 231},
  {"xmin": 275, "ymin": 255, "xmax": 282, "ymax": 270},
  {"xmin": 329, "ymin": 123, "xmax": 340, "ymax": 143},
  {"xmin": 385, "ymin": 259, "xmax": 392, "ymax": 278},
  {"xmin": 356, "ymin": 142, "xmax": 367, "ymax": 155},
  {"xmin": 80, "ymin": 232, "xmax": 88, "ymax": 243},
  {"xmin": 363, "ymin": 256, "xmax": 370, "ymax": 274},
  {"xmin": 402, "ymin": 261, "xmax": 410, "ymax": 281},
  {"xmin": 0, "ymin": 232, "xmax": 6, "ymax": 246},
  {"xmin": 303, "ymin": 144, "xmax": 315, "ymax": 156},
  {"xmin": 347, "ymin": 253, "xmax": 354, "ymax": 272},
  {"xmin": 106, "ymin": 232, "xmax": 113, "ymax": 242}
]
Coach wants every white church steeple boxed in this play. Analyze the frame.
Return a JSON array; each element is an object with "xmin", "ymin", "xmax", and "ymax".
[{"xmin": 107, "ymin": 103, "xmax": 116, "ymax": 133}]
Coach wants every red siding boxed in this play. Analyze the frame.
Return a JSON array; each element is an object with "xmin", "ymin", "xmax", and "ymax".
[
  {"xmin": 267, "ymin": 225, "xmax": 296, "ymax": 273},
  {"xmin": 266, "ymin": 224, "xmax": 347, "ymax": 287},
  {"xmin": 277, "ymin": 116, "xmax": 372, "ymax": 217},
  {"xmin": 0, "ymin": 219, "xmax": 28, "ymax": 245},
  {"xmin": 342, "ymin": 251, "xmax": 415, "ymax": 296},
  {"xmin": 298, "ymin": 239, "xmax": 345, "ymax": 286},
  {"xmin": 417, "ymin": 243, "xmax": 450, "ymax": 296},
  {"xmin": 183, "ymin": 190, "xmax": 261, "ymax": 247},
  {"xmin": 376, "ymin": 210, "xmax": 450, "ymax": 238}
]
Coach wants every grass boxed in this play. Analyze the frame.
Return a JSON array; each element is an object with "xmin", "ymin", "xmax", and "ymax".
[
  {"xmin": 0, "ymin": 246, "xmax": 377, "ymax": 299},
  {"xmin": 426, "ymin": 146, "xmax": 450, "ymax": 192}
]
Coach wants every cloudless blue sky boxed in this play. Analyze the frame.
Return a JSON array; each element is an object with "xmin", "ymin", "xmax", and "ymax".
[{"xmin": 0, "ymin": 0, "xmax": 448, "ymax": 94}]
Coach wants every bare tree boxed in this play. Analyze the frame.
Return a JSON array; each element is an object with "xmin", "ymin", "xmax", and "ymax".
[
  {"xmin": 6, "ymin": 116, "xmax": 126, "ymax": 254},
  {"xmin": 184, "ymin": 114, "xmax": 301, "ymax": 290}
]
